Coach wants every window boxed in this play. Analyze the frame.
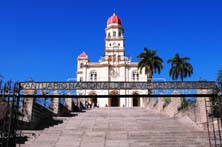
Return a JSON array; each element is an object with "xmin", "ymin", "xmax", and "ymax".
[
  {"xmin": 113, "ymin": 55, "xmax": 116, "ymax": 62},
  {"xmin": 118, "ymin": 31, "xmax": 121, "ymax": 37},
  {"xmin": 113, "ymin": 31, "xmax": 116, "ymax": 37},
  {"xmin": 80, "ymin": 77, "xmax": 83, "ymax": 81},
  {"xmin": 108, "ymin": 55, "xmax": 112, "ymax": 62},
  {"xmin": 108, "ymin": 32, "xmax": 111, "ymax": 38},
  {"xmin": 118, "ymin": 55, "xmax": 121, "ymax": 61},
  {"xmin": 132, "ymin": 70, "xmax": 139, "ymax": 81},
  {"xmin": 90, "ymin": 71, "xmax": 97, "ymax": 81},
  {"xmin": 80, "ymin": 63, "xmax": 83, "ymax": 68}
]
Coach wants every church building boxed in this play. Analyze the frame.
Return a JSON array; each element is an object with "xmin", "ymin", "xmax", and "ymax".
[{"xmin": 76, "ymin": 12, "xmax": 148, "ymax": 107}]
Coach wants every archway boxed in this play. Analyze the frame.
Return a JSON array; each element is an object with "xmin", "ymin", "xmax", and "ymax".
[
  {"xmin": 108, "ymin": 90, "xmax": 120, "ymax": 107},
  {"xmin": 88, "ymin": 91, "xmax": 97, "ymax": 108},
  {"xmin": 132, "ymin": 92, "xmax": 140, "ymax": 107}
]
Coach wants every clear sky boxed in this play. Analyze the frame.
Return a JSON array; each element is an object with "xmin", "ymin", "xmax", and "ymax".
[{"xmin": 0, "ymin": 0, "xmax": 221, "ymax": 82}]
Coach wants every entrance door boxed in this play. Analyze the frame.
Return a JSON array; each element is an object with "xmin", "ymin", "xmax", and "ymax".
[
  {"xmin": 90, "ymin": 97, "xmax": 97, "ymax": 104},
  {"xmin": 110, "ymin": 97, "xmax": 120, "ymax": 107},
  {"xmin": 109, "ymin": 91, "xmax": 120, "ymax": 107},
  {"xmin": 133, "ymin": 98, "xmax": 140, "ymax": 107},
  {"xmin": 132, "ymin": 92, "xmax": 140, "ymax": 107},
  {"xmin": 88, "ymin": 92, "xmax": 97, "ymax": 107}
]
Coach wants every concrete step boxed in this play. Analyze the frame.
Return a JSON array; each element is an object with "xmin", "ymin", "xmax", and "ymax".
[{"xmin": 18, "ymin": 108, "xmax": 210, "ymax": 147}]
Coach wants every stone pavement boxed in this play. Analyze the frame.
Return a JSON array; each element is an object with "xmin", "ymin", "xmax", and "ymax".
[{"xmin": 19, "ymin": 107, "xmax": 209, "ymax": 147}]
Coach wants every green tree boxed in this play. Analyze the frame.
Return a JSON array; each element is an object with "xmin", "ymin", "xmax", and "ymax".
[
  {"xmin": 217, "ymin": 69, "xmax": 222, "ymax": 90},
  {"xmin": 0, "ymin": 75, "xmax": 4, "ymax": 88},
  {"xmin": 211, "ymin": 69, "xmax": 222, "ymax": 117},
  {"xmin": 137, "ymin": 48, "xmax": 163, "ymax": 82},
  {"xmin": 167, "ymin": 54, "xmax": 193, "ymax": 81},
  {"xmin": 167, "ymin": 54, "xmax": 193, "ymax": 109}
]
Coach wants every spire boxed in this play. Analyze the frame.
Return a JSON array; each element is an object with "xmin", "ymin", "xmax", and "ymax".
[{"xmin": 113, "ymin": 9, "xmax": 116, "ymax": 16}]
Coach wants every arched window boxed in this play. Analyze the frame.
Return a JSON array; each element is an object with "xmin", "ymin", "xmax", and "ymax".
[
  {"xmin": 132, "ymin": 70, "xmax": 139, "ymax": 81},
  {"xmin": 108, "ymin": 55, "xmax": 112, "ymax": 62},
  {"xmin": 118, "ymin": 31, "xmax": 121, "ymax": 37},
  {"xmin": 113, "ymin": 31, "xmax": 116, "ymax": 37},
  {"xmin": 80, "ymin": 63, "xmax": 83, "ymax": 68},
  {"xmin": 108, "ymin": 32, "xmax": 111, "ymax": 38},
  {"xmin": 90, "ymin": 71, "xmax": 97, "ymax": 81}
]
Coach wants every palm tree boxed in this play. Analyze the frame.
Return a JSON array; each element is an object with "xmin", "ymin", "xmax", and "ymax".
[
  {"xmin": 167, "ymin": 53, "xmax": 193, "ymax": 109},
  {"xmin": 137, "ymin": 48, "xmax": 163, "ymax": 82},
  {"xmin": 137, "ymin": 48, "xmax": 163, "ymax": 105},
  {"xmin": 167, "ymin": 53, "xmax": 193, "ymax": 81}
]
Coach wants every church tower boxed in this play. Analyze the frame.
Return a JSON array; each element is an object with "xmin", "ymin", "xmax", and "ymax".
[
  {"xmin": 105, "ymin": 12, "xmax": 125, "ymax": 64},
  {"xmin": 76, "ymin": 12, "xmax": 147, "ymax": 108}
]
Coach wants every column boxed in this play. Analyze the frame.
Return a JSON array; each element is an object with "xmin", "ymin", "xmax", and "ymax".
[
  {"xmin": 23, "ymin": 90, "xmax": 35, "ymax": 122},
  {"xmin": 196, "ymin": 89, "xmax": 211, "ymax": 129},
  {"xmin": 65, "ymin": 92, "xmax": 72, "ymax": 111},
  {"xmin": 51, "ymin": 90, "xmax": 59, "ymax": 114}
]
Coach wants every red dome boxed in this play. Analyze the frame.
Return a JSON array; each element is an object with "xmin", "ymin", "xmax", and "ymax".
[
  {"xmin": 78, "ymin": 52, "xmax": 88, "ymax": 58},
  {"xmin": 107, "ymin": 13, "xmax": 122, "ymax": 25}
]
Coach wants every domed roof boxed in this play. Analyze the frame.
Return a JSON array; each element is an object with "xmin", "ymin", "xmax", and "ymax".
[
  {"xmin": 78, "ymin": 52, "xmax": 88, "ymax": 58},
  {"xmin": 107, "ymin": 12, "xmax": 122, "ymax": 25}
]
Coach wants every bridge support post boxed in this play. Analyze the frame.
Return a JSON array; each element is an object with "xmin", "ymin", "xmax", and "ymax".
[
  {"xmin": 65, "ymin": 92, "xmax": 72, "ymax": 111},
  {"xmin": 51, "ymin": 90, "xmax": 59, "ymax": 114},
  {"xmin": 23, "ymin": 90, "xmax": 35, "ymax": 122},
  {"xmin": 196, "ymin": 89, "xmax": 211, "ymax": 129}
]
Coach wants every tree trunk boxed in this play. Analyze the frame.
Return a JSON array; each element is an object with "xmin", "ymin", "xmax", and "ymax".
[
  {"xmin": 147, "ymin": 66, "xmax": 152, "ymax": 82},
  {"xmin": 147, "ymin": 68, "xmax": 153, "ymax": 106}
]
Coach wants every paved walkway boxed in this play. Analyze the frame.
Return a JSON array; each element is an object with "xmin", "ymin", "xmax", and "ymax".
[{"xmin": 20, "ymin": 108, "xmax": 209, "ymax": 147}]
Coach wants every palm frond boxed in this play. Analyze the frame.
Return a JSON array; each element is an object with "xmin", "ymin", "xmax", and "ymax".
[
  {"xmin": 168, "ymin": 53, "xmax": 193, "ymax": 81},
  {"xmin": 137, "ymin": 48, "xmax": 163, "ymax": 79}
]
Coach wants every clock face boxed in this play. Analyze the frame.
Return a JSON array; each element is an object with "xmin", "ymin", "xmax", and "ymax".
[{"xmin": 110, "ymin": 68, "xmax": 119, "ymax": 78}]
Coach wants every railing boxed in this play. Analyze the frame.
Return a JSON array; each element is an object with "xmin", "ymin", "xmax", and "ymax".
[
  {"xmin": 0, "ymin": 79, "xmax": 221, "ymax": 146},
  {"xmin": 0, "ymin": 81, "xmax": 60, "ymax": 146},
  {"xmin": 205, "ymin": 81, "xmax": 222, "ymax": 147},
  {"xmin": 0, "ymin": 81, "xmax": 20, "ymax": 147}
]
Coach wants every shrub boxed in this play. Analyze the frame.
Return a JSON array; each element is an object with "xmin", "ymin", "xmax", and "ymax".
[{"xmin": 163, "ymin": 97, "xmax": 171, "ymax": 108}]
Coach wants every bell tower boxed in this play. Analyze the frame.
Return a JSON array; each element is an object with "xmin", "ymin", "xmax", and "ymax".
[{"xmin": 105, "ymin": 12, "xmax": 125, "ymax": 63}]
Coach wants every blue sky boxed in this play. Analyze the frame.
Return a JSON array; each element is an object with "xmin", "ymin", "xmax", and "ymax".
[{"xmin": 0, "ymin": 0, "xmax": 221, "ymax": 82}]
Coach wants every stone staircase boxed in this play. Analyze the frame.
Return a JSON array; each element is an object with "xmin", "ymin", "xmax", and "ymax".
[{"xmin": 18, "ymin": 108, "xmax": 209, "ymax": 147}]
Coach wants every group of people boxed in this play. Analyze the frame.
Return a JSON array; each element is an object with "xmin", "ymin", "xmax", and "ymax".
[
  {"xmin": 73, "ymin": 100, "xmax": 99, "ymax": 112},
  {"xmin": 85, "ymin": 101, "xmax": 98, "ymax": 109}
]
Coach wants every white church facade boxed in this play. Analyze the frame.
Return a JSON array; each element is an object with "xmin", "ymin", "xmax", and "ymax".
[{"xmin": 76, "ymin": 13, "xmax": 148, "ymax": 107}]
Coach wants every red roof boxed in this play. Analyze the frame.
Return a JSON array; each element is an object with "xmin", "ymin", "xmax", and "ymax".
[
  {"xmin": 107, "ymin": 13, "xmax": 122, "ymax": 25},
  {"xmin": 79, "ymin": 52, "xmax": 88, "ymax": 58}
]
